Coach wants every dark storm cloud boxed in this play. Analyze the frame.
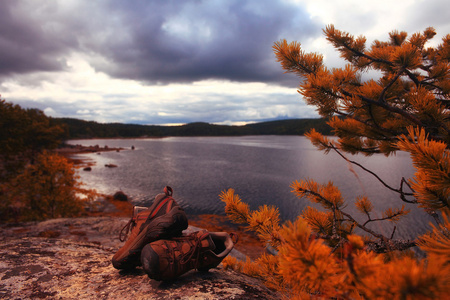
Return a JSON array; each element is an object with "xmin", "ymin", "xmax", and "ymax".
[
  {"xmin": 93, "ymin": 0, "xmax": 319, "ymax": 85},
  {"xmin": 0, "ymin": 1, "xmax": 93, "ymax": 79},
  {"xmin": 0, "ymin": 0, "xmax": 320, "ymax": 86},
  {"xmin": 0, "ymin": 2, "xmax": 68, "ymax": 76}
]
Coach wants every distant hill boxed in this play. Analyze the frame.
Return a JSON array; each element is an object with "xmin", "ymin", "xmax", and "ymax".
[{"xmin": 51, "ymin": 118, "xmax": 332, "ymax": 139}]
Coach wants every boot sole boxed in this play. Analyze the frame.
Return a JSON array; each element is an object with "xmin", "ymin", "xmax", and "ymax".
[{"xmin": 141, "ymin": 244, "xmax": 162, "ymax": 280}]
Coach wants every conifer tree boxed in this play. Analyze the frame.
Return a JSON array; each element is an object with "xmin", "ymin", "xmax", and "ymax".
[
  {"xmin": 222, "ymin": 25, "xmax": 450, "ymax": 299},
  {"xmin": 0, "ymin": 98, "xmax": 66, "ymax": 180},
  {"xmin": 0, "ymin": 99, "xmax": 93, "ymax": 222}
]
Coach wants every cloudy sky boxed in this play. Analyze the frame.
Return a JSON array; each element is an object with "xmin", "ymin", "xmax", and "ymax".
[{"xmin": 1, "ymin": 0, "xmax": 449, "ymax": 125}]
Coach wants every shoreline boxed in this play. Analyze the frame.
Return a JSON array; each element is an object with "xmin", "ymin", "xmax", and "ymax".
[
  {"xmin": 55, "ymin": 144, "xmax": 126, "ymax": 155},
  {"xmin": 56, "ymin": 145, "xmax": 267, "ymax": 260},
  {"xmin": 55, "ymin": 143, "xmax": 126, "ymax": 167}
]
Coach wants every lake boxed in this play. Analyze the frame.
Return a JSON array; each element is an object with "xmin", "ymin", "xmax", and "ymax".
[{"xmin": 68, "ymin": 135, "xmax": 431, "ymax": 240}]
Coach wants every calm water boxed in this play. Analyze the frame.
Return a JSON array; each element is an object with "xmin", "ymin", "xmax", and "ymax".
[{"xmin": 68, "ymin": 136, "xmax": 431, "ymax": 240}]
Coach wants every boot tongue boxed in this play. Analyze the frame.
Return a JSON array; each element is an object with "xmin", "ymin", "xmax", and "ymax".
[{"xmin": 200, "ymin": 232, "xmax": 216, "ymax": 251}]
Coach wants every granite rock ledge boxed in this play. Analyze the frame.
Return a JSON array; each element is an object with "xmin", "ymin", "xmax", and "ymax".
[{"xmin": 0, "ymin": 217, "xmax": 279, "ymax": 300}]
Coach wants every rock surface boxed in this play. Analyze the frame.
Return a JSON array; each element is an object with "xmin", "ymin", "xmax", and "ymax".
[{"xmin": 0, "ymin": 217, "xmax": 278, "ymax": 299}]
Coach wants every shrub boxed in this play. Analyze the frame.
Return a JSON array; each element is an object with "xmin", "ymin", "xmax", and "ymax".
[{"xmin": 1, "ymin": 151, "xmax": 95, "ymax": 222}]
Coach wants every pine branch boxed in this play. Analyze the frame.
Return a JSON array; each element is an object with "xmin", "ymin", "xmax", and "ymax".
[
  {"xmin": 366, "ymin": 103, "xmax": 383, "ymax": 134},
  {"xmin": 340, "ymin": 81, "xmax": 450, "ymax": 145},
  {"xmin": 330, "ymin": 239, "xmax": 345, "ymax": 254},
  {"xmin": 296, "ymin": 186, "xmax": 418, "ymax": 252},
  {"xmin": 335, "ymin": 110, "xmax": 404, "ymax": 138},
  {"xmin": 325, "ymin": 27, "xmax": 392, "ymax": 67},
  {"xmin": 378, "ymin": 67, "xmax": 406, "ymax": 103},
  {"xmin": 316, "ymin": 84, "xmax": 429, "ymax": 141},
  {"xmin": 311, "ymin": 75, "xmax": 428, "ymax": 140},
  {"xmin": 296, "ymin": 187, "xmax": 386, "ymax": 239},
  {"xmin": 424, "ymin": 187, "xmax": 450, "ymax": 210},
  {"xmin": 273, "ymin": 40, "xmax": 320, "ymax": 75},
  {"xmin": 342, "ymin": 88, "xmax": 426, "ymax": 127},
  {"xmin": 404, "ymin": 68, "xmax": 421, "ymax": 86}
]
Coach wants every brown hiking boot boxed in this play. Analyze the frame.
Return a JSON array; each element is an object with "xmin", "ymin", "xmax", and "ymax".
[
  {"xmin": 140, "ymin": 230, "xmax": 238, "ymax": 281},
  {"xmin": 112, "ymin": 186, "xmax": 188, "ymax": 270}
]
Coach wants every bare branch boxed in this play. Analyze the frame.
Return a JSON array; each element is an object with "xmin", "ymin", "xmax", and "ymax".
[
  {"xmin": 365, "ymin": 238, "xmax": 416, "ymax": 253},
  {"xmin": 390, "ymin": 226, "xmax": 397, "ymax": 239},
  {"xmin": 427, "ymin": 210, "xmax": 442, "ymax": 226},
  {"xmin": 363, "ymin": 213, "xmax": 405, "ymax": 227},
  {"xmin": 397, "ymin": 178, "xmax": 423, "ymax": 206},
  {"xmin": 331, "ymin": 205, "xmax": 340, "ymax": 240},
  {"xmin": 329, "ymin": 144, "xmax": 417, "ymax": 201}
]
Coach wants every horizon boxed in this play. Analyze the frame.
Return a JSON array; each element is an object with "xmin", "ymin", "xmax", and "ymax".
[
  {"xmin": 1, "ymin": 0, "xmax": 449, "ymax": 125},
  {"xmin": 55, "ymin": 115, "xmax": 324, "ymax": 127}
]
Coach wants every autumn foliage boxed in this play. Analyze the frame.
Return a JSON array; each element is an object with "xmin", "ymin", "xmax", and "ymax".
[
  {"xmin": 0, "ymin": 99, "xmax": 92, "ymax": 222},
  {"xmin": 3, "ymin": 151, "xmax": 95, "ymax": 221},
  {"xmin": 0, "ymin": 99, "xmax": 66, "ymax": 180},
  {"xmin": 222, "ymin": 26, "xmax": 450, "ymax": 299}
]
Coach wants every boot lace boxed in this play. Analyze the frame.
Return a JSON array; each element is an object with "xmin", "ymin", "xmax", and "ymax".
[
  {"xmin": 119, "ymin": 218, "xmax": 136, "ymax": 242},
  {"xmin": 167, "ymin": 232, "xmax": 208, "ymax": 269}
]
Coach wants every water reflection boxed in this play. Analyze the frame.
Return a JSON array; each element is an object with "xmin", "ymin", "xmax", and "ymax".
[{"xmin": 69, "ymin": 136, "xmax": 429, "ymax": 239}]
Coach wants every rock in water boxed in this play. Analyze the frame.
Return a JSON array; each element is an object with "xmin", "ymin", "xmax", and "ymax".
[{"xmin": 113, "ymin": 191, "xmax": 128, "ymax": 201}]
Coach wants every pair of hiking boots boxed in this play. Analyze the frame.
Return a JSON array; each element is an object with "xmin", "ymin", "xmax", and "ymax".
[{"xmin": 112, "ymin": 186, "xmax": 237, "ymax": 281}]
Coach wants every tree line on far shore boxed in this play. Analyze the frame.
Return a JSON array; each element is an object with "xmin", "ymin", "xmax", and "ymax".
[{"xmin": 51, "ymin": 117, "xmax": 332, "ymax": 139}]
